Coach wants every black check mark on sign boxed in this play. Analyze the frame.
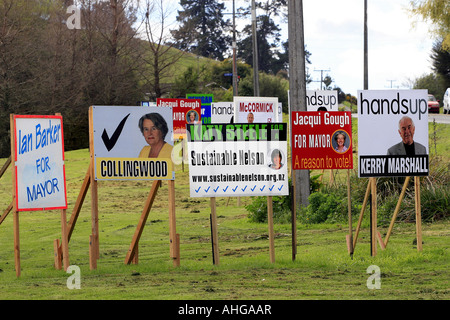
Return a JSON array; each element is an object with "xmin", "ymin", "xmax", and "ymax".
[{"xmin": 101, "ymin": 113, "xmax": 130, "ymax": 151}]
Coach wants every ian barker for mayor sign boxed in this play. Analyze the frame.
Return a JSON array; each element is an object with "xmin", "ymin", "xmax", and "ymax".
[
  {"xmin": 13, "ymin": 115, "xmax": 67, "ymax": 211},
  {"xmin": 187, "ymin": 123, "xmax": 288, "ymax": 197},
  {"xmin": 357, "ymin": 90, "xmax": 429, "ymax": 177}
]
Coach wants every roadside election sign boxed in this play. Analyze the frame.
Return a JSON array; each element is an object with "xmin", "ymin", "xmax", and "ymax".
[
  {"xmin": 233, "ymin": 96, "xmax": 279, "ymax": 123},
  {"xmin": 157, "ymin": 98, "xmax": 202, "ymax": 140},
  {"xmin": 13, "ymin": 115, "xmax": 67, "ymax": 211},
  {"xmin": 211, "ymin": 102, "xmax": 234, "ymax": 124},
  {"xmin": 291, "ymin": 111, "xmax": 353, "ymax": 170},
  {"xmin": 357, "ymin": 90, "xmax": 429, "ymax": 177},
  {"xmin": 187, "ymin": 123, "xmax": 289, "ymax": 197},
  {"xmin": 306, "ymin": 90, "xmax": 339, "ymax": 111},
  {"xmin": 186, "ymin": 93, "xmax": 213, "ymax": 124},
  {"xmin": 91, "ymin": 106, "xmax": 174, "ymax": 180}
]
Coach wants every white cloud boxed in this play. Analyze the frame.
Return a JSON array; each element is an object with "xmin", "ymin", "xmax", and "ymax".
[{"xmin": 300, "ymin": 0, "xmax": 434, "ymax": 95}]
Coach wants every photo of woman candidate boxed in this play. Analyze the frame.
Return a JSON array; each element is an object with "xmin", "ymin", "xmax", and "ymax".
[
  {"xmin": 333, "ymin": 131, "xmax": 349, "ymax": 153},
  {"xmin": 187, "ymin": 110, "xmax": 199, "ymax": 124},
  {"xmin": 268, "ymin": 149, "xmax": 283, "ymax": 170},
  {"xmin": 138, "ymin": 113, "xmax": 173, "ymax": 159}
]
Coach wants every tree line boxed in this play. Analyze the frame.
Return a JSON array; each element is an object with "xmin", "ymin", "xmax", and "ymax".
[{"xmin": 0, "ymin": 0, "xmax": 314, "ymax": 157}]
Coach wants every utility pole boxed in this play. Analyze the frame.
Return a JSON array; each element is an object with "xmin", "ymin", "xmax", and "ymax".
[
  {"xmin": 222, "ymin": 0, "xmax": 238, "ymax": 96},
  {"xmin": 232, "ymin": 0, "xmax": 238, "ymax": 96},
  {"xmin": 386, "ymin": 79, "xmax": 396, "ymax": 88},
  {"xmin": 314, "ymin": 68, "xmax": 331, "ymax": 90},
  {"xmin": 364, "ymin": 0, "xmax": 368, "ymax": 90},
  {"xmin": 364, "ymin": 0, "xmax": 376, "ymax": 257},
  {"xmin": 251, "ymin": 0, "xmax": 260, "ymax": 96},
  {"xmin": 288, "ymin": 0, "xmax": 310, "ymax": 208}
]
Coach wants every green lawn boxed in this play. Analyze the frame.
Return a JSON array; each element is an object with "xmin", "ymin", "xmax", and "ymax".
[{"xmin": 0, "ymin": 146, "xmax": 448, "ymax": 300}]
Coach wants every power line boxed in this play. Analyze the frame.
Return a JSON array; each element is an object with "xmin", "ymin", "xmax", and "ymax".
[{"xmin": 313, "ymin": 68, "xmax": 330, "ymax": 90}]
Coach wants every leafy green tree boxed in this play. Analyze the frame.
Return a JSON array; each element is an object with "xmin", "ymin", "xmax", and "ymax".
[
  {"xmin": 409, "ymin": 0, "xmax": 450, "ymax": 50},
  {"xmin": 208, "ymin": 58, "xmax": 252, "ymax": 91},
  {"xmin": 238, "ymin": 14, "xmax": 282, "ymax": 74},
  {"xmin": 171, "ymin": 65, "xmax": 202, "ymax": 98},
  {"xmin": 323, "ymin": 75, "xmax": 333, "ymax": 89},
  {"xmin": 170, "ymin": 0, "xmax": 231, "ymax": 60},
  {"xmin": 238, "ymin": 72, "xmax": 289, "ymax": 111},
  {"xmin": 413, "ymin": 72, "xmax": 447, "ymax": 99},
  {"xmin": 430, "ymin": 40, "xmax": 450, "ymax": 88}
]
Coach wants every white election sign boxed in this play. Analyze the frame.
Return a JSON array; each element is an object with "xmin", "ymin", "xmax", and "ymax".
[
  {"xmin": 357, "ymin": 90, "xmax": 429, "ymax": 177},
  {"xmin": 187, "ymin": 123, "xmax": 288, "ymax": 197},
  {"xmin": 233, "ymin": 96, "xmax": 279, "ymax": 123},
  {"xmin": 13, "ymin": 115, "xmax": 67, "ymax": 211},
  {"xmin": 306, "ymin": 90, "xmax": 338, "ymax": 111}
]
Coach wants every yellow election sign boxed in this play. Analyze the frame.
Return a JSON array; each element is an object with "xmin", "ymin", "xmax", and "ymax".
[{"xmin": 96, "ymin": 157, "xmax": 173, "ymax": 180}]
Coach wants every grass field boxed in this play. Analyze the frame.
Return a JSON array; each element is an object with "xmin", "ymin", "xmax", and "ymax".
[{"xmin": 0, "ymin": 141, "xmax": 448, "ymax": 301}]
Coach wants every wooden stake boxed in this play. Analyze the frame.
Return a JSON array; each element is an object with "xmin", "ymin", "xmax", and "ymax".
[
  {"xmin": 370, "ymin": 177, "xmax": 377, "ymax": 256},
  {"xmin": 414, "ymin": 176, "xmax": 423, "ymax": 251},
  {"xmin": 174, "ymin": 233, "xmax": 180, "ymax": 267},
  {"xmin": 0, "ymin": 201, "xmax": 13, "ymax": 226},
  {"xmin": 88, "ymin": 107, "xmax": 99, "ymax": 268},
  {"xmin": 89, "ymin": 235, "xmax": 96, "ymax": 270},
  {"xmin": 384, "ymin": 176, "xmax": 410, "ymax": 248},
  {"xmin": 124, "ymin": 180, "xmax": 161, "ymax": 264},
  {"xmin": 347, "ymin": 170, "xmax": 353, "ymax": 256},
  {"xmin": 168, "ymin": 180, "xmax": 179, "ymax": 266},
  {"xmin": 60, "ymin": 209, "xmax": 70, "ymax": 271},
  {"xmin": 353, "ymin": 181, "xmax": 371, "ymax": 250},
  {"xmin": 377, "ymin": 231, "xmax": 386, "ymax": 250},
  {"xmin": 67, "ymin": 165, "xmax": 91, "ymax": 243},
  {"xmin": 267, "ymin": 196, "xmax": 275, "ymax": 263},
  {"xmin": 291, "ymin": 182, "xmax": 297, "ymax": 261},
  {"xmin": 54, "ymin": 239, "xmax": 62, "ymax": 270},
  {"xmin": 0, "ymin": 155, "xmax": 11, "ymax": 179},
  {"xmin": 210, "ymin": 197, "xmax": 220, "ymax": 265},
  {"xmin": 13, "ymin": 209, "xmax": 20, "ymax": 277},
  {"xmin": 132, "ymin": 246, "xmax": 138, "ymax": 264},
  {"xmin": 10, "ymin": 114, "xmax": 20, "ymax": 277}
]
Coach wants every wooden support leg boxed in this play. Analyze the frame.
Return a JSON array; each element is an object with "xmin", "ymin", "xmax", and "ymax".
[
  {"xmin": 210, "ymin": 198, "xmax": 219, "ymax": 265},
  {"xmin": 353, "ymin": 181, "xmax": 371, "ymax": 250},
  {"xmin": 370, "ymin": 178, "xmax": 377, "ymax": 257},
  {"xmin": 14, "ymin": 209, "xmax": 20, "ymax": 277},
  {"xmin": 60, "ymin": 209, "xmax": 70, "ymax": 271},
  {"xmin": 0, "ymin": 201, "xmax": 13, "ymax": 226},
  {"xmin": 267, "ymin": 196, "xmax": 275, "ymax": 263},
  {"xmin": 414, "ymin": 176, "xmax": 423, "ymax": 251},
  {"xmin": 124, "ymin": 180, "xmax": 161, "ymax": 265},
  {"xmin": 54, "ymin": 239, "xmax": 62, "ymax": 270},
  {"xmin": 384, "ymin": 176, "xmax": 411, "ymax": 248},
  {"xmin": 168, "ymin": 180, "xmax": 179, "ymax": 267}
]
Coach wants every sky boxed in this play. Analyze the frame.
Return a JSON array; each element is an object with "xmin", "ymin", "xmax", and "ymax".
[
  {"xmin": 300, "ymin": 0, "xmax": 435, "ymax": 96},
  {"xmin": 164, "ymin": 0, "xmax": 436, "ymax": 97}
]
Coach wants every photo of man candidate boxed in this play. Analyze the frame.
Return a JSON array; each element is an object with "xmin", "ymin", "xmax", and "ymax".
[
  {"xmin": 138, "ymin": 113, "xmax": 173, "ymax": 159},
  {"xmin": 247, "ymin": 112, "xmax": 254, "ymax": 123},
  {"xmin": 387, "ymin": 116, "xmax": 426, "ymax": 156}
]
